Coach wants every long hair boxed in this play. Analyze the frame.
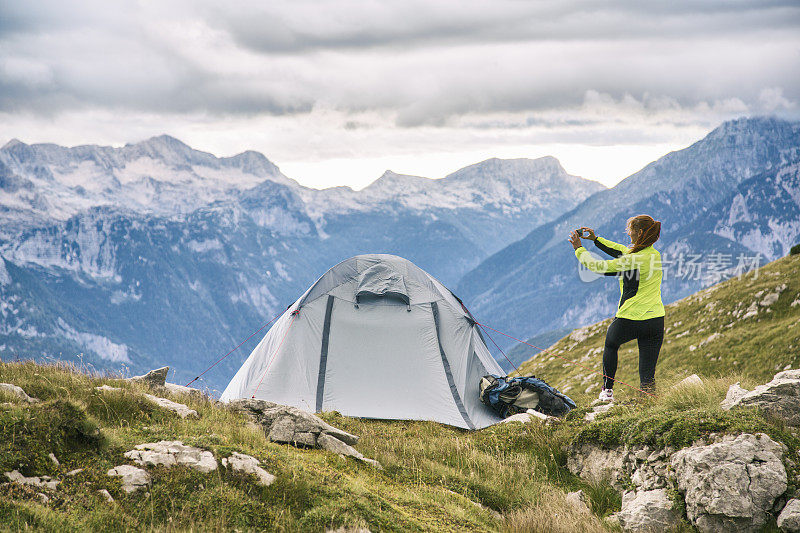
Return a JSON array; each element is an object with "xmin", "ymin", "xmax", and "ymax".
[{"xmin": 627, "ymin": 215, "xmax": 661, "ymax": 253}]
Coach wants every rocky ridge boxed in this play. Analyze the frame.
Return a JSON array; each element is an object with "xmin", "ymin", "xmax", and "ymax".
[{"xmin": 566, "ymin": 368, "xmax": 800, "ymax": 532}]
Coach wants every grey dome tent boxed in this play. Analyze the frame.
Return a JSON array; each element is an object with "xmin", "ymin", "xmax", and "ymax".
[{"xmin": 219, "ymin": 254, "xmax": 505, "ymax": 429}]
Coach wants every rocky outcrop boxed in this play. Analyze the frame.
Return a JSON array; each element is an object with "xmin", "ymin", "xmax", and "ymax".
[
  {"xmin": 222, "ymin": 452, "xmax": 276, "ymax": 486},
  {"xmin": 778, "ymin": 499, "xmax": 800, "ymax": 532},
  {"xmin": 124, "ymin": 441, "xmax": 217, "ymax": 473},
  {"xmin": 128, "ymin": 367, "xmax": 169, "ymax": 387},
  {"xmin": 232, "ymin": 399, "xmax": 381, "ymax": 468},
  {"xmin": 567, "ymin": 443, "xmax": 670, "ymax": 492},
  {"xmin": 0, "ymin": 383, "xmax": 39, "ymax": 403},
  {"xmin": 568, "ymin": 431, "xmax": 792, "ymax": 533},
  {"xmin": 107, "ymin": 465, "xmax": 150, "ymax": 493},
  {"xmin": 230, "ymin": 399, "xmax": 359, "ymax": 446},
  {"xmin": 228, "ymin": 399, "xmax": 380, "ymax": 467},
  {"xmin": 721, "ymin": 369, "xmax": 800, "ymax": 426},
  {"xmin": 671, "ymin": 433, "xmax": 788, "ymax": 532},
  {"xmin": 4, "ymin": 470, "xmax": 59, "ymax": 490},
  {"xmin": 618, "ymin": 488, "xmax": 680, "ymax": 532}
]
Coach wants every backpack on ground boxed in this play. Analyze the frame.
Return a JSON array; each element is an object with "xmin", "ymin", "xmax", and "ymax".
[{"xmin": 479, "ymin": 374, "xmax": 576, "ymax": 418}]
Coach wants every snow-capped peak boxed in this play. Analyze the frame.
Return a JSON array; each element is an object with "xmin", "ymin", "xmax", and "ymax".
[{"xmin": 2, "ymin": 139, "xmax": 25, "ymax": 150}]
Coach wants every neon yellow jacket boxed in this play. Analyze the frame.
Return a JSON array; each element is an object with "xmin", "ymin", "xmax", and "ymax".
[{"xmin": 574, "ymin": 236, "xmax": 665, "ymax": 320}]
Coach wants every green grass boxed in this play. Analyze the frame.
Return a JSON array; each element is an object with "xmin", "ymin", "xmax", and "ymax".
[
  {"xmin": 2, "ymin": 359, "xmax": 796, "ymax": 532},
  {"xmin": 0, "ymin": 361, "xmax": 620, "ymax": 532},
  {"xmin": 1, "ymin": 254, "xmax": 798, "ymax": 532}
]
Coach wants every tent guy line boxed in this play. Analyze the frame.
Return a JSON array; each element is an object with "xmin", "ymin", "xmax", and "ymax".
[{"xmin": 185, "ymin": 310, "xmax": 284, "ymax": 388}]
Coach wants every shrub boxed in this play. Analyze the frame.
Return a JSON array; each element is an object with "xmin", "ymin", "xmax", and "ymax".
[{"xmin": 791, "ymin": 243, "xmax": 800, "ymax": 255}]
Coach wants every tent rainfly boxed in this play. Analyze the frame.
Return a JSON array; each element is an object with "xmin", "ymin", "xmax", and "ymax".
[{"xmin": 220, "ymin": 254, "xmax": 505, "ymax": 429}]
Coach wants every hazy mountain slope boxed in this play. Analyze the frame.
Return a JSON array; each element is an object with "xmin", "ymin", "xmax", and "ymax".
[
  {"xmin": 458, "ymin": 117, "xmax": 800, "ymax": 342},
  {"xmin": 303, "ymin": 157, "xmax": 605, "ymax": 281},
  {"xmin": 515, "ymin": 252, "xmax": 800, "ymax": 403}
]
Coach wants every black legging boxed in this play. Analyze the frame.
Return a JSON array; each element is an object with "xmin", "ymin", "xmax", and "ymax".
[{"xmin": 602, "ymin": 316, "xmax": 664, "ymax": 391}]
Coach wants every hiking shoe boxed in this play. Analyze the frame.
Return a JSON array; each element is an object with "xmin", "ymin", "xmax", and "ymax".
[{"xmin": 597, "ymin": 388, "xmax": 614, "ymax": 402}]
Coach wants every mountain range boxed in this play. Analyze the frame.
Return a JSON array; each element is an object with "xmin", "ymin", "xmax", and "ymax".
[{"xmin": 0, "ymin": 135, "xmax": 603, "ymax": 389}]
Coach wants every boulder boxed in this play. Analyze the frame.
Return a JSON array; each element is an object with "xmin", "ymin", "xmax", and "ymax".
[
  {"xmin": 721, "ymin": 370, "xmax": 800, "ymax": 426},
  {"xmin": 778, "ymin": 498, "xmax": 800, "ymax": 532},
  {"xmin": 128, "ymin": 367, "xmax": 169, "ymax": 387},
  {"xmin": 229, "ymin": 399, "xmax": 381, "ymax": 468},
  {"xmin": 0, "ymin": 383, "xmax": 39, "ymax": 403},
  {"xmin": 107, "ymin": 465, "xmax": 150, "ymax": 493},
  {"xmin": 229, "ymin": 399, "xmax": 359, "ymax": 445},
  {"xmin": 98, "ymin": 489, "xmax": 115, "ymax": 503},
  {"xmin": 222, "ymin": 452, "xmax": 275, "ymax": 486},
  {"xmin": 124, "ymin": 441, "xmax": 217, "ymax": 473},
  {"xmin": 618, "ymin": 488, "xmax": 680, "ymax": 532},
  {"xmin": 671, "ymin": 433, "xmax": 787, "ymax": 532},
  {"xmin": 4, "ymin": 470, "xmax": 59, "ymax": 490},
  {"xmin": 143, "ymin": 394, "xmax": 198, "ymax": 419}
]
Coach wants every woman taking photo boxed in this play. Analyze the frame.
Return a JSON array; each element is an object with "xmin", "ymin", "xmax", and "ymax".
[{"xmin": 567, "ymin": 215, "xmax": 664, "ymax": 401}]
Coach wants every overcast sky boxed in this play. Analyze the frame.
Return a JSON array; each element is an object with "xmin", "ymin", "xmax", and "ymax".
[{"xmin": 1, "ymin": 1, "xmax": 799, "ymax": 189}]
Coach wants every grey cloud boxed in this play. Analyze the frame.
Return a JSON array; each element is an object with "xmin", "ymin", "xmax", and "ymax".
[
  {"xmin": 0, "ymin": 0, "xmax": 798, "ymax": 124},
  {"xmin": 214, "ymin": 1, "xmax": 800, "ymax": 54}
]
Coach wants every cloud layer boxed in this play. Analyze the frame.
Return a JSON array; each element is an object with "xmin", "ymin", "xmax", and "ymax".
[{"xmin": 1, "ymin": 1, "xmax": 798, "ymax": 187}]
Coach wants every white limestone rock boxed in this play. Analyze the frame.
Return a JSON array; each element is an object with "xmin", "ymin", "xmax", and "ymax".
[
  {"xmin": 4, "ymin": 470, "xmax": 59, "ymax": 490},
  {"xmin": 722, "ymin": 370, "xmax": 800, "ymax": 426},
  {"xmin": 671, "ymin": 433, "xmax": 787, "ymax": 532},
  {"xmin": 674, "ymin": 374, "xmax": 703, "ymax": 389},
  {"xmin": 143, "ymin": 394, "xmax": 198, "ymax": 419},
  {"xmin": 128, "ymin": 367, "xmax": 169, "ymax": 387},
  {"xmin": 0, "ymin": 383, "xmax": 39, "ymax": 403},
  {"xmin": 124, "ymin": 441, "xmax": 217, "ymax": 473},
  {"xmin": 618, "ymin": 488, "xmax": 680, "ymax": 532},
  {"xmin": 222, "ymin": 452, "xmax": 276, "ymax": 486},
  {"xmin": 720, "ymin": 382, "xmax": 749, "ymax": 410},
  {"xmin": 501, "ymin": 413, "xmax": 533, "ymax": 424},
  {"xmin": 778, "ymin": 498, "xmax": 800, "ymax": 532},
  {"xmin": 107, "ymin": 465, "xmax": 150, "ymax": 493}
]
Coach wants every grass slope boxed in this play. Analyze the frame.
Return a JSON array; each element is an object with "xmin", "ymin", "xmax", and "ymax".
[
  {"xmin": 0, "ymin": 255, "xmax": 798, "ymax": 532},
  {"xmin": 515, "ymin": 253, "xmax": 800, "ymax": 405}
]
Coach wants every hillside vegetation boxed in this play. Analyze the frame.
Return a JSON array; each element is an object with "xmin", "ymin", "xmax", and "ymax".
[
  {"xmin": 515, "ymin": 253, "xmax": 800, "ymax": 405},
  {"xmin": 0, "ymin": 256, "xmax": 798, "ymax": 532}
]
